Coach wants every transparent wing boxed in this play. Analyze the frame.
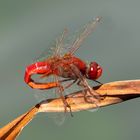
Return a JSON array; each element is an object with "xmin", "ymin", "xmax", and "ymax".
[
  {"xmin": 68, "ymin": 17, "xmax": 101, "ymax": 55},
  {"xmin": 46, "ymin": 87, "xmax": 66, "ymax": 126},
  {"xmin": 32, "ymin": 42, "xmax": 55, "ymax": 63},
  {"xmin": 32, "ymin": 29, "xmax": 68, "ymax": 63},
  {"xmin": 33, "ymin": 17, "xmax": 101, "ymax": 64},
  {"xmin": 32, "ymin": 17, "xmax": 101, "ymax": 115},
  {"xmin": 33, "ymin": 63, "xmax": 79, "ymax": 123},
  {"xmin": 53, "ymin": 28, "xmax": 68, "ymax": 57},
  {"xmin": 47, "ymin": 74, "xmax": 77, "ymax": 125},
  {"xmin": 33, "ymin": 74, "xmax": 69, "ymax": 125}
]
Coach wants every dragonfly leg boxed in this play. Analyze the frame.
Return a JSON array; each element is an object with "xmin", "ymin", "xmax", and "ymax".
[
  {"xmin": 77, "ymin": 80, "xmax": 100, "ymax": 108},
  {"xmin": 83, "ymin": 91, "xmax": 99, "ymax": 109},
  {"xmin": 54, "ymin": 75, "xmax": 73, "ymax": 117},
  {"xmin": 93, "ymin": 80, "xmax": 103, "ymax": 86},
  {"xmin": 69, "ymin": 64, "xmax": 101, "ymax": 105},
  {"xmin": 64, "ymin": 79, "xmax": 77, "ymax": 89},
  {"xmin": 92, "ymin": 80, "xmax": 107, "ymax": 100},
  {"xmin": 78, "ymin": 79, "xmax": 105, "ymax": 101},
  {"xmin": 58, "ymin": 85, "xmax": 73, "ymax": 117}
]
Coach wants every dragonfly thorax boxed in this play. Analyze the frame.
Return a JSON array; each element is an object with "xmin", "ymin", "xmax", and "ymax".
[{"xmin": 51, "ymin": 56, "xmax": 87, "ymax": 79}]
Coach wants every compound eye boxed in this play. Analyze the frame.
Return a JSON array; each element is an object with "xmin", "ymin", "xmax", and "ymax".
[
  {"xmin": 88, "ymin": 62, "xmax": 102, "ymax": 80},
  {"xmin": 96, "ymin": 65, "xmax": 102, "ymax": 79}
]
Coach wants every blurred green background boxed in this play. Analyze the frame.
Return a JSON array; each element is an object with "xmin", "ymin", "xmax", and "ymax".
[{"xmin": 0, "ymin": 0, "xmax": 140, "ymax": 140}]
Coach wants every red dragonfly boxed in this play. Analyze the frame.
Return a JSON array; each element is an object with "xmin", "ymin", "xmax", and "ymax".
[{"xmin": 24, "ymin": 17, "xmax": 103, "ymax": 113}]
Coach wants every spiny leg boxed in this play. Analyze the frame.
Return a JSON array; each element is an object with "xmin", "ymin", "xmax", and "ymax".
[
  {"xmin": 77, "ymin": 79, "xmax": 100, "ymax": 103},
  {"xmin": 77, "ymin": 77, "xmax": 105, "ymax": 100},
  {"xmin": 54, "ymin": 75, "xmax": 73, "ymax": 117},
  {"xmin": 93, "ymin": 80, "xmax": 103, "ymax": 86},
  {"xmin": 64, "ymin": 79, "xmax": 77, "ymax": 89},
  {"xmin": 93, "ymin": 80, "xmax": 106, "ymax": 100},
  {"xmin": 69, "ymin": 64, "xmax": 101, "ymax": 106}
]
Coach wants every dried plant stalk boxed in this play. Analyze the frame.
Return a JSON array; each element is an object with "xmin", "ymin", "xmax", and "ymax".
[
  {"xmin": 0, "ymin": 106, "xmax": 38, "ymax": 140},
  {"xmin": 38, "ymin": 79, "xmax": 140, "ymax": 112},
  {"xmin": 0, "ymin": 80, "xmax": 140, "ymax": 140}
]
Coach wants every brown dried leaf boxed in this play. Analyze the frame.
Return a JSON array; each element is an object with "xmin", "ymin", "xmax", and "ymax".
[
  {"xmin": 38, "ymin": 80, "xmax": 140, "ymax": 112},
  {"xmin": 0, "ymin": 80, "xmax": 140, "ymax": 140},
  {"xmin": 0, "ymin": 105, "xmax": 39, "ymax": 140}
]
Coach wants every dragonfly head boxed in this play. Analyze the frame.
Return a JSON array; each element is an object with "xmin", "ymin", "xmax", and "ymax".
[{"xmin": 86, "ymin": 61, "xmax": 102, "ymax": 80}]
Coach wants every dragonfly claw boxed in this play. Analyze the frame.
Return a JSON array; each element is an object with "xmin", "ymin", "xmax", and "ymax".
[{"xmin": 63, "ymin": 99, "xmax": 73, "ymax": 117}]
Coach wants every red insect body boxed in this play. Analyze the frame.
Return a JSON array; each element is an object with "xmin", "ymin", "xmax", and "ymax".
[
  {"xmin": 24, "ymin": 61, "xmax": 51, "ymax": 83},
  {"xmin": 24, "ymin": 56, "xmax": 102, "ymax": 88},
  {"xmin": 24, "ymin": 17, "xmax": 103, "ymax": 113}
]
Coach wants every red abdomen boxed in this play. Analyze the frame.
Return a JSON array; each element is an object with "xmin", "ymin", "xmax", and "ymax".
[{"xmin": 24, "ymin": 61, "xmax": 51, "ymax": 83}]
